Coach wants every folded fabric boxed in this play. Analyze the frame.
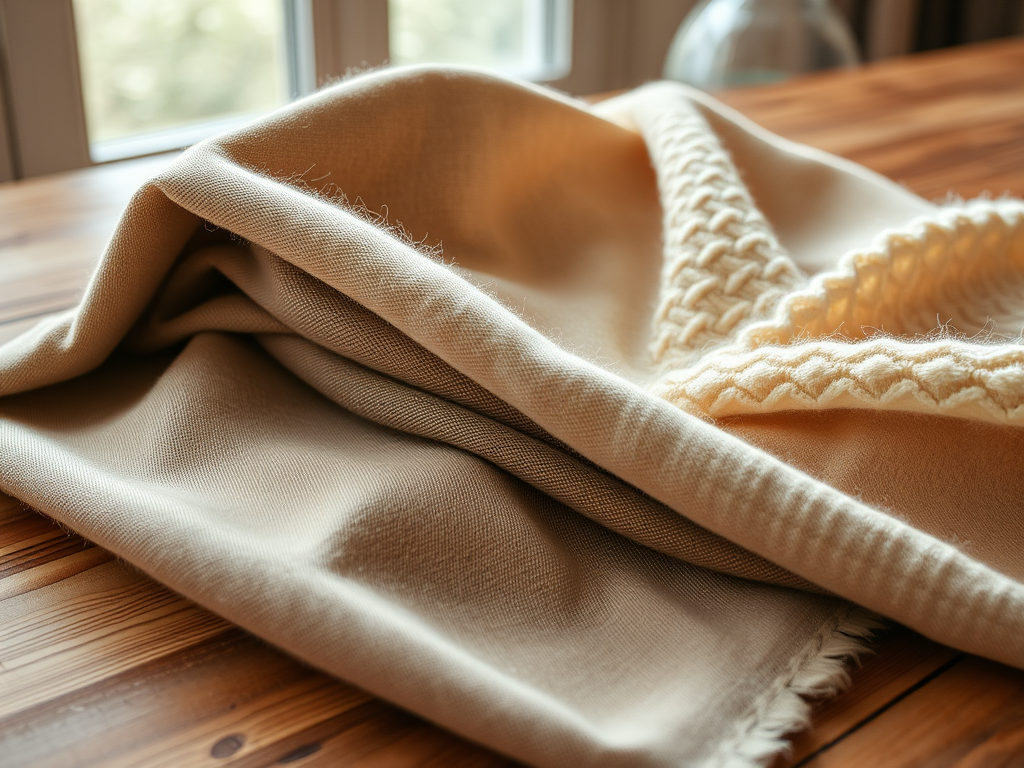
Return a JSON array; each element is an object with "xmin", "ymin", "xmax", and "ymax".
[{"xmin": 1, "ymin": 66, "xmax": 1022, "ymax": 767}]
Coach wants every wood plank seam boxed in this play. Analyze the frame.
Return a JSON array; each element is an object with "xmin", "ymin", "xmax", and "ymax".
[{"xmin": 792, "ymin": 653, "xmax": 968, "ymax": 766}]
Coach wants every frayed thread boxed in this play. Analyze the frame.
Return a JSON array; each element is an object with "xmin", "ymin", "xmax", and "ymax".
[{"xmin": 708, "ymin": 604, "xmax": 886, "ymax": 768}]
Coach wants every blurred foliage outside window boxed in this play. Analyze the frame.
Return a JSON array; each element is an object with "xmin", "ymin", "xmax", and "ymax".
[
  {"xmin": 73, "ymin": 0, "xmax": 289, "ymax": 145},
  {"xmin": 72, "ymin": 0, "xmax": 552, "ymax": 152}
]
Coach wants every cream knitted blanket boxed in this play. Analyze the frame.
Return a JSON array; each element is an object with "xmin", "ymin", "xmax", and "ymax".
[{"xmin": 1, "ymin": 68, "xmax": 1022, "ymax": 767}]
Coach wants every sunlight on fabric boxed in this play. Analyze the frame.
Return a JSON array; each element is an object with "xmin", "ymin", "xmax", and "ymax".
[{"xmin": 72, "ymin": 0, "xmax": 291, "ymax": 149}]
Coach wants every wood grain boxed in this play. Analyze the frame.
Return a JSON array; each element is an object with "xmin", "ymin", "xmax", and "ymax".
[
  {"xmin": 717, "ymin": 38, "xmax": 1024, "ymax": 201},
  {"xmin": 784, "ymin": 627, "xmax": 963, "ymax": 764},
  {"xmin": 803, "ymin": 656, "xmax": 1024, "ymax": 767},
  {"xmin": 2, "ymin": 39, "xmax": 1023, "ymax": 767},
  {"xmin": 0, "ymin": 154, "xmax": 175, "ymax": 326},
  {"xmin": 0, "ymin": 493, "xmax": 513, "ymax": 768}
]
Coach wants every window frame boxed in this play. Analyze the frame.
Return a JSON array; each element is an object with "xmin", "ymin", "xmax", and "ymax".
[
  {"xmin": 0, "ymin": 0, "xmax": 91, "ymax": 179},
  {"xmin": 0, "ymin": 0, "xmax": 711, "ymax": 181}
]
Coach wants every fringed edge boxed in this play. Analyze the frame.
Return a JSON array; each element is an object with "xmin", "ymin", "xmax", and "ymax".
[{"xmin": 708, "ymin": 604, "xmax": 887, "ymax": 768}]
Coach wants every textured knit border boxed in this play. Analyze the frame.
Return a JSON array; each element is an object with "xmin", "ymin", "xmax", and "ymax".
[
  {"xmin": 654, "ymin": 335, "xmax": 1024, "ymax": 424},
  {"xmin": 653, "ymin": 200, "xmax": 1024, "ymax": 425},
  {"xmin": 632, "ymin": 83, "xmax": 1024, "ymax": 426},
  {"xmin": 633, "ymin": 86, "xmax": 806, "ymax": 368},
  {"xmin": 707, "ymin": 605, "xmax": 885, "ymax": 768}
]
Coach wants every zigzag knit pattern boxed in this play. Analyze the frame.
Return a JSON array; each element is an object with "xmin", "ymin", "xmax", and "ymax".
[
  {"xmin": 654, "ymin": 337, "xmax": 1024, "ymax": 424},
  {"xmin": 637, "ymin": 87, "xmax": 1024, "ymax": 426},
  {"xmin": 651, "ymin": 201, "xmax": 1024, "ymax": 424},
  {"xmin": 733, "ymin": 201, "xmax": 1024, "ymax": 347},
  {"xmin": 632, "ymin": 91, "xmax": 806, "ymax": 368}
]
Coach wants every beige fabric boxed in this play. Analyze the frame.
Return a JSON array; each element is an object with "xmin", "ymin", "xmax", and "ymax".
[
  {"xmin": 0, "ymin": 67, "xmax": 1022, "ymax": 766},
  {"xmin": 724, "ymin": 410, "xmax": 1024, "ymax": 584}
]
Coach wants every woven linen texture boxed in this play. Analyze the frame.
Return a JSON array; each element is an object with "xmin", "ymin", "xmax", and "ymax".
[{"xmin": 1, "ymin": 68, "xmax": 1022, "ymax": 767}]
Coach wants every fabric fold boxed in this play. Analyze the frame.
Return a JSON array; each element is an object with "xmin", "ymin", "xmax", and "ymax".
[{"xmin": 1, "ymin": 66, "xmax": 1022, "ymax": 767}]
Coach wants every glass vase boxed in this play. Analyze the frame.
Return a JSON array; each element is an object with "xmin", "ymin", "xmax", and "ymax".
[{"xmin": 663, "ymin": 0, "xmax": 859, "ymax": 90}]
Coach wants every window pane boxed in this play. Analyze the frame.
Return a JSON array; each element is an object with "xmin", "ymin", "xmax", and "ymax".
[
  {"xmin": 389, "ymin": 0, "xmax": 561, "ymax": 79},
  {"xmin": 72, "ymin": 0, "xmax": 290, "ymax": 145}
]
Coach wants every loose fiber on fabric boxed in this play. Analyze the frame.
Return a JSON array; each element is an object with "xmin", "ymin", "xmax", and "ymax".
[{"xmin": 2, "ymin": 67, "xmax": 1023, "ymax": 767}]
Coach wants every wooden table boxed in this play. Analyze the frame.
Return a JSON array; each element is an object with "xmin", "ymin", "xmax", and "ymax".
[{"xmin": 2, "ymin": 38, "xmax": 1023, "ymax": 768}]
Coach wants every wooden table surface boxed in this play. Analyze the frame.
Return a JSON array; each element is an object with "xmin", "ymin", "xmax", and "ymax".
[{"xmin": 1, "ymin": 38, "xmax": 1023, "ymax": 768}]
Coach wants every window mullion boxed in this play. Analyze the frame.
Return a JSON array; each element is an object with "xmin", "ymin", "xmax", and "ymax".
[
  {"xmin": 311, "ymin": 0, "xmax": 389, "ymax": 87},
  {"xmin": 0, "ymin": 0, "xmax": 90, "ymax": 178},
  {"xmin": 0, "ymin": 43, "xmax": 17, "ymax": 182},
  {"xmin": 285, "ymin": 0, "xmax": 319, "ymax": 98},
  {"xmin": 543, "ymin": 0, "xmax": 627, "ymax": 95}
]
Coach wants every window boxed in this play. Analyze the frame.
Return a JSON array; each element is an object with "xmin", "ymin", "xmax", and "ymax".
[
  {"xmin": 73, "ymin": 0, "xmax": 300, "ymax": 162},
  {"xmin": 0, "ymin": 0, "xmax": 698, "ymax": 181},
  {"xmin": 69, "ymin": 0, "xmax": 570, "ymax": 163},
  {"xmin": 2, "ymin": 2, "xmax": 1015, "ymax": 181}
]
